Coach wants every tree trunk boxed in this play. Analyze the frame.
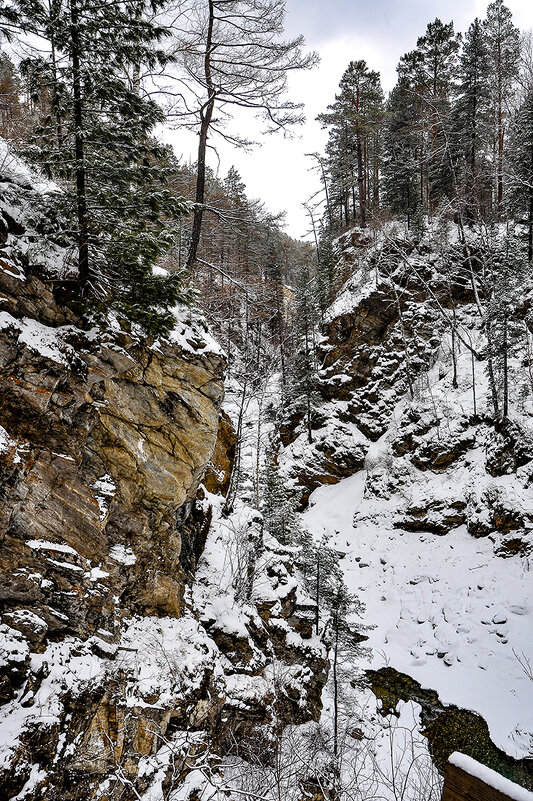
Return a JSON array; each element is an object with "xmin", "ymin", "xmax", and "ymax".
[
  {"xmin": 70, "ymin": 0, "xmax": 89, "ymax": 289},
  {"xmin": 304, "ymin": 323, "xmax": 313, "ymax": 444},
  {"xmin": 321, "ymin": 159, "xmax": 332, "ymax": 229},
  {"xmin": 48, "ymin": 0, "xmax": 63, "ymax": 147},
  {"xmin": 356, "ymin": 132, "xmax": 366, "ymax": 227},
  {"xmin": 315, "ymin": 553, "xmax": 320, "ymax": 635},
  {"xmin": 186, "ymin": 0, "xmax": 216, "ymax": 269},
  {"xmin": 529, "ymin": 141, "xmax": 533, "ymax": 263},
  {"xmin": 333, "ymin": 610, "xmax": 339, "ymax": 758},
  {"xmin": 497, "ymin": 47, "xmax": 504, "ymax": 219},
  {"xmin": 502, "ymin": 309, "xmax": 508, "ymax": 420}
]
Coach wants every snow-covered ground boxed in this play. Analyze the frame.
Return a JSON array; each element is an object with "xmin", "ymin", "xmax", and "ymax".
[
  {"xmin": 302, "ymin": 341, "xmax": 533, "ymax": 761},
  {"xmin": 304, "ymin": 470, "xmax": 533, "ymax": 757}
]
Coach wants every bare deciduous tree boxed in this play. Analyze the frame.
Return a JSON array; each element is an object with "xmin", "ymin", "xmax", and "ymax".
[{"xmin": 169, "ymin": 0, "xmax": 318, "ymax": 268}]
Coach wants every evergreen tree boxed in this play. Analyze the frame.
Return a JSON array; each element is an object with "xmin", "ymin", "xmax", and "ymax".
[
  {"xmin": 2, "ymin": 0, "xmax": 191, "ymax": 333},
  {"xmin": 314, "ymin": 227, "xmax": 337, "ymax": 315},
  {"xmin": 0, "ymin": 51, "xmax": 27, "ymax": 139},
  {"xmin": 284, "ymin": 260, "xmax": 321, "ymax": 443},
  {"xmin": 261, "ymin": 456, "xmax": 302, "ymax": 546},
  {"xmin": 508, "ymin": 88, "xmax": 533, "ymax": 261},
  {"xmin": 326, "ymin": 578, "xmax": 366, "ymax": 758},
  {"xmin": 394, "ymin": 19, "xmax": 461, "ymax": 214},
  {"xmin": 318, "ymin": 60, "xmax": 384, "ymax": 230},
  {"xmin": 452, "ymin": 19, "xmax": 492, "ymax": 219},
  {"xmin": 382, "ymin": 76, "xmax": 422, "ymax": 225},
  {"xmin": 484, "ymin": 229, "xmax": 528, "ymax": 419},
  {"xmin": 483, "ymin": 0, "xmax": 520, "ymax": 217}
]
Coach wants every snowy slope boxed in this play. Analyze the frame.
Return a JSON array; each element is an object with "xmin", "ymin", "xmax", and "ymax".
[{"xmin": 297, "ymin": 247, "xmax": 533, "ymax": 762}]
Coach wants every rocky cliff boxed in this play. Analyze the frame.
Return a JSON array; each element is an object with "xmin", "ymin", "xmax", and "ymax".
[
  {"xmin": 0, "ymin": 145, "xmax": 327, "ymax": 800},
  {"xmin": 281, "ymin": 222, "xmax": 533, "ymax": 785}
]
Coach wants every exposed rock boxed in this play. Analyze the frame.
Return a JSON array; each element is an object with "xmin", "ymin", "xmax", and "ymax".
[
  {"xmin": 281, "ymin": 423, "xmax": 368, "ymax": 507},
  {"xmin": 394, "ymin": 499, "xmax": 467, "ymax": 535},
  {"xmin": 203, "ymin": 410, "xmax": 236, "ymax": 496},
  {"xmin": 0, "ymin": 296, "xmax": 226, "ymax": 627},
  {"xmin": 0, "ymin": 149, "xmax": 234, "ymax": 799}
]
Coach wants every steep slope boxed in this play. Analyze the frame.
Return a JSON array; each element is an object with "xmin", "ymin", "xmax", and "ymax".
[
  {"xmin": 0, "ymin": 144, "xmax": 327, "ymax": 800},
  {"xmin": 281, "ymin": 223, "xmax": 533, "ymax": 783}
]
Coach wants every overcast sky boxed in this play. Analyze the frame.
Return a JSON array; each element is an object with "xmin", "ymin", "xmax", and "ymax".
[{"xmin": 168, "ymin": 0, "xmax": 533, "ymax": 241}]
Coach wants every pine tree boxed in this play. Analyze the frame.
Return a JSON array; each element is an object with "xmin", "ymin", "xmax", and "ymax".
[
  {"xmin": 284, "ymin": 260, "xmax": 321, "ymax": 444},
  {"xmin": 0, "ymin": 51, "xmax": 27, "ymax": 140},
  {"xmin": 452, "ymin": 19, "xmax": 492, "ymax": 219},
  {"xmin": 382, "ymin": 76, "xmax": 422, "ymax": 225},
  {"xmin": 483, "ymin": 0, "xmax": 520, "ymax": 217},
  {"xmin": 318, "ymin": 60, "xmax": 384, "ymax": 230},
  {"xmin": 507, "ymin": 89, "xmax": 533, "ymax": 261},
  {"xmin": 261, "ymin": 456, "xmax": 302, "ymax": 546},
  {"xmin": 314, "ymin": 227, "xmax": 337, "ymax": 315},
  {"xmin": 394, "ymin": 19, "xmax": 461, "ymax": 214},
  {"xmin": 484, "ymin": 228, "xmax": 528, "ymax": 419},
  {"xmin": 2, "ymin": 0, "xmax": 191, "ymax": 333},
  {"xmin": 326, "ymin": 578, "xmax": 366, "ymax": 758}
]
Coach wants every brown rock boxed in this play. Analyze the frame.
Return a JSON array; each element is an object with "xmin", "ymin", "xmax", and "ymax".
[{"xmin": 203, "ymin": 410, "xmax": 236, "ymax": 495}]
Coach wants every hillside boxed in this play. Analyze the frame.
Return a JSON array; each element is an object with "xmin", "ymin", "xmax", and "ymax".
[
  {"xmin": 0, "ymin": 143, "xmax": 327, "ymax": 800},
  {"xmin": 280, "ymin": 222, "xmax": 533, "ymax": 787}
]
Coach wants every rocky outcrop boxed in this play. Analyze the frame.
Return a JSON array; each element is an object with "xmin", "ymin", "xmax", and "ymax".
[
  {"xmin": 0, "ymin": 145, "xmax": 329, "ymax": 801},
  {"xmin": 0, "ymin": 279, "xmax": 226, "ymax": 629},
  {"xmin": 280, "ymin": 232, "xmax": 473, "ymax": 502},
  {"xmin": 281, "ymin": 423, "xmax": 368, "ymax": 507},
  {"xmin": 281, "ymin": 227, "xmax": 533, "ymax": 548},
  {"xmin": 0, "ymin": 145, "xmax": 229, "ymax": 797}
]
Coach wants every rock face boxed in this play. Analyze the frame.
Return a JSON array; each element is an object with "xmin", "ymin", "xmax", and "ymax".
[
  {"xmin": 0, "ymin": 272, "xmax": 226, "ymax": 629},
  {"xmin": 0, "ymin": 144, "xmax": 328, "ymax": 801},
  {"xmin": 287, "ymin": 224, "xmax": 533, "ymax": 787},
  {"xmin": 280, "ymin": 227, "xmax": 533, "ymax": 534},
  {"xmin": 280, "ymin": 231, "xmax": 454, "ymax": 502},
  {"xmin": 0, "ymin": 151, "xmax": 225, "ymax": 797}
]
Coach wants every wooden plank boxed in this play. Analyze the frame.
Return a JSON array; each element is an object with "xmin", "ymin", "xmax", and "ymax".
[{"xmin": 442, "ymin": 763, "xmax": 522, "ymax": 801}]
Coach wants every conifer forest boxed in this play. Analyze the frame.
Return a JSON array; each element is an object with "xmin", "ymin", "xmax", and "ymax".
[{"xmin": 0, "ymin": 1, "xmax": 533, "ymax": 800}]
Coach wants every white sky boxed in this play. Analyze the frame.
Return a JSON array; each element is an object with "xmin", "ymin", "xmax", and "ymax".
[{"xmin": 166, "ymin": 0, "xmax": 533, "ymax": 241}]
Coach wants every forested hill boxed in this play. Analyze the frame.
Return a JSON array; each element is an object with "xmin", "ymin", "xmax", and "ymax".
[{"xmin": 1, "ymin": 0, "xmax": 533, "ymax": 800}]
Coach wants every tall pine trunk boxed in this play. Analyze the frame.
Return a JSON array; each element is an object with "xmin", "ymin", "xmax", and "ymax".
[
  {"xmin": 48, "ymin": 0, "xmax": 63, "ymax": 147},
  {"xmin": 355, "ymin": 86, "xmax": 366, "ymax": 228},
  {"xmin": 187, "ymin": 0, "xmax": 216, "ymax": 269},
  {"xmin": 70, "ymin": 0, "xmax": 89, "ymax": 289}
]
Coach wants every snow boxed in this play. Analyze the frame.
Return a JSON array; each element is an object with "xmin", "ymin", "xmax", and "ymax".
[
  {"xmin": 109, "ymin": 544, "xmax": 137, "ymax": 565},
  {"xmin": 4, "ymin": 610, "xmax": 47, "ymax": 631},
  {"xmin": 11, "ymin": 763, "xmax": 47, "ymax": 800},
  {"xmin": 0, "ymin": 312, "xmax": 75, "ymax": 366},
  {"xmin": 297, "ymin": 314, "xmax": 533, "ymax": 759},
  {"xmin": 166, "ymin": 304, "xmax": 224, "ymax": 357},
  {"xmin": 46, "ymin": 558, "xmax": 83, "ymax": 572},
  {"xmin": 26, "ymin": 539, "xmax": 78, "ymax": 556},
  {"xmin": 303, "ymin": 460, "xmax": 533, "ymax": 757},
  {"xmin": 0, "ymin": 424, "xmax": 17, "ymax": 459},
  {"xmin": 449, "ymin": 753, "xmax": 533, "ymax": 801},
  {"xmin": 92, "ymin": 474, "xmax": 117, "ymax": 521},
  {"xmin": 117, "ymin": 615, "xmax": 225, "ymax": 707},
  {"xmin": 85, "ymin": 566, "xmax": 109, "ymax": 581},
  {"xmin": 0, "ymin": 139, "xmax": 58, "ymax": 195},
  {"xmin": 0, "ymin": 636, "xmax": 104, "ymax": 771}
]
